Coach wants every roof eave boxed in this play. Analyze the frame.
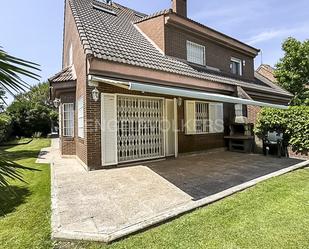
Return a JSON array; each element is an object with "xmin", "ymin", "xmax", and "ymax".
[{"xmin": 165, "ymin": 13, "xmax": 260, "ymax": 57}]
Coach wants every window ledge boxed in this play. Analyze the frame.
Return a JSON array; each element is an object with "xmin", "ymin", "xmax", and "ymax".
[{"xmin": 62, "ymin": 137, "xmax": 74, "ymax": 141}]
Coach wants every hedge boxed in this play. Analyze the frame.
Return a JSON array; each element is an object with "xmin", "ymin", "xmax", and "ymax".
[
  {"xmin": 254, "ymin": 106, "xmax": 309, "ymax": 154},
  {"xmin": 0, "ymin": 114, "xmax": 12, "ymax": 144}
]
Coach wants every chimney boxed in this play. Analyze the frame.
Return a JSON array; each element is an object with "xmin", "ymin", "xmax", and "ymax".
[{"xmin": 171, "ymin": 0, "xmax": 187, "ymax": 18}]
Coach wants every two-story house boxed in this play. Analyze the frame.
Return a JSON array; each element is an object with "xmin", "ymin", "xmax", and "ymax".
[{"xmin": 49, "ymin": 0, "xmax": 292, "ymax": 170}]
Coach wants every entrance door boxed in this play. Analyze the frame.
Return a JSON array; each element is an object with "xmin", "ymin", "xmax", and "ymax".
[{"xmin": 117, "ymin": 95, "xmax": 164, "ymax": 163}]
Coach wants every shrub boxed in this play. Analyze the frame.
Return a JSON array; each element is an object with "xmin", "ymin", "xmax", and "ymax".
[
  {"xmin": 0, "ymin": 114, "xmax": 12, "ymax": 143},
  {"xmin": 254, "ymin": 106, "xmax": 309, "ymax": 154}
]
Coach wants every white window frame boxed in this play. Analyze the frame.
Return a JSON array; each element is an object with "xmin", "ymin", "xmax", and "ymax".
[
  {"xmin": 185, "ymin": 100, "xmax": 210, "ymax": 135},
  {"xmin": 62, "ymin": 103, "xmax": 74, "ymax": 137},
  {"xmin": 78, "ymin": 97, "xmax": 84, "ymax": 138},
  {"xmin": 185, "ymin": 100, "xmax": 224, "ymax": 135},
  {"xmin": 187, "ymin": 41, "xmax": 206, "ymax": 66},
  {"xmin": 230, "ymin": 57, "xmax": 242, "ymax": 76}
]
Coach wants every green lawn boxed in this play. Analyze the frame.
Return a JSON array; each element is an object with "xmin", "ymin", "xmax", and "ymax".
[
  {"xmin": 0, "ymin": 139, "xmax": 52, "ymax": 249},
  {"xmin": 0, "ymin": 139, "xmax": 309, "ymax": 249},
  {"xmin": 0, "ymin": 137, "xmax": 33, "ymax": 146}
]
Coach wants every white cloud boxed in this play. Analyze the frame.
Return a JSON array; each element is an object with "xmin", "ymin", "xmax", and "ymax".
[{"xmin": 246, "ymin": 25, "xmax": 309, "ymax": 45}]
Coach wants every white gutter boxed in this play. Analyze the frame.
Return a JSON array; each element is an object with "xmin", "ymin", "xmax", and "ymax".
[{"xmin": 88, "ymin": 75, "xmax": 288, "ymax": 109}]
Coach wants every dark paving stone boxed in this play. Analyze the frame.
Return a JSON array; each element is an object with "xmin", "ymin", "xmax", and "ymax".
[{"xmin": 146, "ymin": 152, "xmax": 303, "ymax": 200}]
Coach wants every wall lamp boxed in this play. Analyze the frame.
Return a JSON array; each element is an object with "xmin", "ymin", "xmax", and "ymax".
[
  {"xmin": 92, "ymin": 87, "xmax": 100, "ymax": 102},
  {"xmin": 53, "ymin": 98, "xmax": 61, "ymax": 108},
  {"xmin": 177, "ymin": 97, "xmax": 183, "ymax": 107}
]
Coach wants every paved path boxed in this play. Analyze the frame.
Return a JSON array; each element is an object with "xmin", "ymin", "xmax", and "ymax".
[{"xmin": 45, "ymin": 140, "xmax": 309, "ymax": 243}]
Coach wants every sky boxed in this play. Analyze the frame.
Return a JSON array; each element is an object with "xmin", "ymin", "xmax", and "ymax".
[{"xmin": 1, "ymin": 0, "xmax": 308, "ymax": 102}]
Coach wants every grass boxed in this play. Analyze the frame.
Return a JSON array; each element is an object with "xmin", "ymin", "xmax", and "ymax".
[
  {"xmin": 0, "ymin": 137, "xmax": 33, "ymax": 146},
  {"xmin": 0, "ymin": 139, "xmax": 52, "ymax": 249},
  {"xmin": 0, "ymin": 140, "xmax": 309, "ymax": 249}
]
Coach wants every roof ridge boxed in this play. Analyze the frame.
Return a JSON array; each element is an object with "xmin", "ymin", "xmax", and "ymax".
[
  {"xmin": 112, "ymin": 2, "xmax": 147, "ymax": 17},
  {"xmin": 49, "ymin": 65, "xmax": 77, "ymax": 82},
  {"xmin": 134, "ymin": 9, "xmax": 172, "ymax": 24},
  {"xmin": 68, "ymin": 0, "xmax": 93, "ymax": 56}
]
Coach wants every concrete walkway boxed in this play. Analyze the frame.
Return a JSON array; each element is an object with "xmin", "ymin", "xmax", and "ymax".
[{"xmin": 44, "ymin": 140, "xmax": 309, "ymax": 243}]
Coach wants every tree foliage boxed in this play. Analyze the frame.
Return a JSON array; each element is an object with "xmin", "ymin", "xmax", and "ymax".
[
  {"xmin": 0, "ymin": 113, "xmax": 12, "ymax": 143},
  {"xmin": 275, "ymin": 37, "xmax": 309, "ymax": 105},
  {"xmin": 0, "ymin": 87, "xmax": 6, "ymax": 112},
  {"xmin": 0, "ymin": 46, "xmax": 40, "ymax": 199},
  {"xmin": 7, "ymin": 82, "xmax": 58, "ymax": 137},
  {"xmin": 254, "ymin": 106, "xmax": 309, "ymax": 154}
]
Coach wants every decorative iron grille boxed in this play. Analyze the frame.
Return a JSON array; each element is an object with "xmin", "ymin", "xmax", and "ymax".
[{"xmin": 117, "ymin": 96, "xmax": 164, "ymax": 162}]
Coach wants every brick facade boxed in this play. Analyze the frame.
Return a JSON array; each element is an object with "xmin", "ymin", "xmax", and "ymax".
[
  {"xmin": 136, "ymin": 15, "xmax": 165, "ymax": 53},
  {"xmin": 247, "ymin": 105, "xmax": 261, "ymax": 124},
  {"xmin": 53, "ymin": 1, "xmax": 289, "ymax": 171},
  {"xmin": 137, "ymin": 15, "xmax": 255, "ymax": 82},
  {"xmin": 165, "ymin": 25, "xmax": 255, "ymax": 81},
  {"xmin": 62, "ymin": 0, "xmax": 88, "ymax": 165},
  {"xmin": 172, "ymin": 0, "xmax": 187, "ymax": 17},
  {"xmin": 82, "ymin": 83, "xmax": 235, "ymax": 170}
]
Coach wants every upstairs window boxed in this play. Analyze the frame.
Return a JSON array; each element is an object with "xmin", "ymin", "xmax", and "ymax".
[
  {"xmin": 230, "ymin": 58, "xmax": 242, "ymax": 76},
  {"xmin": 187, "ymin": 41, "xmax": 205, "ymax": 66},
  {"xmin": 78, "ymin": 97, "xmax": 84, "ymax": 138}
]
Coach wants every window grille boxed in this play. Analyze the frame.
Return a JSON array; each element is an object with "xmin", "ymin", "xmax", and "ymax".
[
  {"xmin": 117, "ymin": 96, "xmax": 164, "ymax": 162},
  {"xmin": 187, "ymin": 41, "xmax": 205, "ymax": 66},
  {"xmin": 195, "ymin": 102, "xmax": 209, "ymax": 133}
]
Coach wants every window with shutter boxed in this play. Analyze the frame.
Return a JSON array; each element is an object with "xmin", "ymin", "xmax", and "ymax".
[
  {"xmin": 185, "ymin": 101, "xmax": 224, "ymax": 135},
  {"xmin": 185, "ymin": 100, "xmax": 196, "ymax": 134},
  {"xmin": 187, "ymin": 41, "xmax": 206, "ymax": 66},
  {"xmin": 209, "ymin": 103, "xmax": 224, "ymax": 133}
]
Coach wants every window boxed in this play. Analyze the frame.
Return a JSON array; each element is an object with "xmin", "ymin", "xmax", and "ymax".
[
  {"xmin": 187, "ymin": 41, "xmax": 205, "ymax": 66},
  {"xmin": 63, "ymin": 103, "xmax": 74, "ymax": 137},
  {"xmin": 235, "ymin": 104, "xmax": 243, "ymax": 117},
  {"xmin": 78, "ymin": 97, "xmax": 84, "ymax": 138},
  {"xmin": 185, "ymin": 100, "xmax": 224, "ymax": 135},
  {"xmin": 230, "ymin": 58, "xmax": 242, "ymax": 76},
  {"xmin": 195, "ymin": 102, "xmax": 209, "ymax": 134}
]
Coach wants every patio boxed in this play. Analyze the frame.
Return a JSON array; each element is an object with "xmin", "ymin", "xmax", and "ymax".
[{"xmin": 50, "ymin": 147, "xmax": 305, "ymax": 243}]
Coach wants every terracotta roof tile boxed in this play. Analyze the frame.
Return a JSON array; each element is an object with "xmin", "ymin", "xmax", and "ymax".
[
  {"xmin": 49, "ymin": 65, "xmax": 77, "ymax": 83},
  {"xmin": 67, "ymin": 0, "xmax": 291, "ymax": 97}
]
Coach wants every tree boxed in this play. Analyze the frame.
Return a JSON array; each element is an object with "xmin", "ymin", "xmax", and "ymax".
[
  {"xmin": 0, "ymin": 46, "xmax": 40, "ymax": 200},
  {"xmin": 0, "ymin": 86, "xmax": 6, "ymax": 112},
  {"xmin": 275, "ymin": 37, "xmax": 309, "ymax": 105},
  {"xmin": 7, "ymin": 82, "xmax": 58, "ymax": 137}
]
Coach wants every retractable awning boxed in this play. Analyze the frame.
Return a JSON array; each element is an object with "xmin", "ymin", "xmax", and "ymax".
[{"xmin": 88, "ymin": 75, "xmax": 289, "ymax": 109}]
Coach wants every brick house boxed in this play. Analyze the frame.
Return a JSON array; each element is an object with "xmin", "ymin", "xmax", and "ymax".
[{"xmin": 49, "ymin": 0, "xmax": 292, "ymax": 170}]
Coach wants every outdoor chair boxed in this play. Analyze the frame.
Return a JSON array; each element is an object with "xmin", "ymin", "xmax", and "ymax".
[{"xmin": 263, "ymin": 131, "xmax": 287, "ymax": 158}]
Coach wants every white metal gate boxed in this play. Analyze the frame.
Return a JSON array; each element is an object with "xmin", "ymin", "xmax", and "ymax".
[{"xmin": 117, "ymin": 95, "xmax": 164, "ymax": 163}]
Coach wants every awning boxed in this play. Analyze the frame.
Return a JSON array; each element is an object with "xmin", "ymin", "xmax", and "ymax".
[{"xmin": 88, "ymin": 75, "xmax": 289, "ymax": 109}]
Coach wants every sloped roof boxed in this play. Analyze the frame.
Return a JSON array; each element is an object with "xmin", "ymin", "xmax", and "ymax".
[
  {"xmin": 68, "ymin": 0, "xmax": 291, "ymax": 97},
  {"xmin": 49, "ymin": 65, "xmax": 77, "ymax": 83}
]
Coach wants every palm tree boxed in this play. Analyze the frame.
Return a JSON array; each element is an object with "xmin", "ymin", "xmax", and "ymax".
[{"xmin": 0, "ymin": 47, "xmax": 40, "ymax": 196}]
